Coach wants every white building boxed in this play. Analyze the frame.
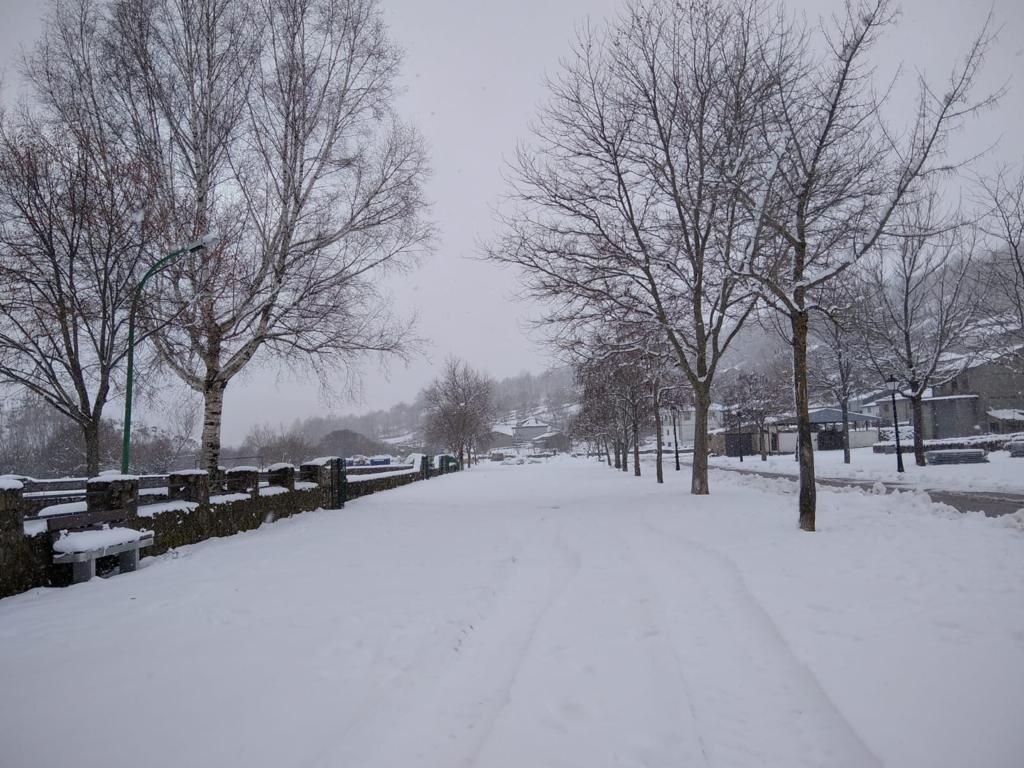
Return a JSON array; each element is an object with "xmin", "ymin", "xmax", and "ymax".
[{"xmin": 658, "ymin": 405, "xmax": 726, "ymax": 449}]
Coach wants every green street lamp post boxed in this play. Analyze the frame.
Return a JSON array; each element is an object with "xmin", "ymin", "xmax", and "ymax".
[{"xmin": 120, "ymin": 233, "xmax": 217, "ymax": 474}]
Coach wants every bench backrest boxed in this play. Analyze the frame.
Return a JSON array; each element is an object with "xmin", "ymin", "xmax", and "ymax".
[{"xmin": 45, "ymin": 507, "xmax": 136, "ymax": 534}]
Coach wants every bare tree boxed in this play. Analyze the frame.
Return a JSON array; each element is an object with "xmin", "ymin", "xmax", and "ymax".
[
  {"xmin": 423, "ymin": 359, "xmax": 495, "ymax": 468},
  {"xmin": 108, "ymin": 0, "xmax": 431, "ymax": 474},
  {"xmin": 492, "ymin": 0, "xmax": 781, "ymax": 495},
  {"xmin": 854, "ymin": 204, "xmax": 982, "ymax": 466},
  {"xmin": 735, "ymin": 0, "xmax": 994, "ymax": 529},
  {"xmin": 0, "ymin": 0, "xmax": 155, "ymax": 475},
  {"xmin": 807, "ymin": 287, "xmax": 873, "ymax": 464},
  {"xmin": 977, "ymin": 164, "xmax": 1024, "ymax": 369},
  {"xmin": 718, "ymin": 355, "xmax": 790, "ymax": 461}
]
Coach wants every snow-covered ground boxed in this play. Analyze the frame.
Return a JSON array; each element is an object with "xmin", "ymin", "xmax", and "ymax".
[
  {"xmin": 709, "ymin": 446, "xmax": 1024, "ymax": 493},
  {"xmin": 1, "ymin": 458, "xmax": 1022, "ymax": 768}
]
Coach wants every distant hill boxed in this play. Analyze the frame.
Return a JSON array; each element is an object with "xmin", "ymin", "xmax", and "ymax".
[{"xmin": 316, "ymin": 429, "xmax": 397, "ymax": 458}]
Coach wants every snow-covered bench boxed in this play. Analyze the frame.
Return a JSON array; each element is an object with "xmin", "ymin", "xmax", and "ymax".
[
  {"xmin": 52, "ymin": 524, "xmax": 154, "ymax": 583},
  {"xmin": 924, "ymin": 448, "xmax": 988, "ymax": 465},
  {"xmin": 44, "ymin": 477, "xmax": 154, "ymax": 584}
]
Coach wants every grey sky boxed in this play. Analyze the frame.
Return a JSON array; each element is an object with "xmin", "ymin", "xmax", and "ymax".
[{"xmin": 1, "ymin": 0, "xmax": 1022, "ymax": 443}]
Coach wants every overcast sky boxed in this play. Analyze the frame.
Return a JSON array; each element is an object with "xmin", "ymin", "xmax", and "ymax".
[{"xmin": 1, "ymin": 0, "xmax": 1022, "ymax": 443}]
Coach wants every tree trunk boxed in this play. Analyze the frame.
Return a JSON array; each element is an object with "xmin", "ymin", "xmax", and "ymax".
[
  {"xmin": 622, "ymin": 437, "xmax": 629, "ymax": 473},
  {"xmin": 83, "ymin": 420, "xmax": 101, "ymax": 477},
  {"xmin": 654, "ymin": 403, "xmax": 664, "ymax": 484},
  {"xmin": 201, "ymin": 376, "xmax": 227, "ymax": 478},
  {"xmin": 760, "ymin": 421, "xmax": 768, "ymax": 462},
  {"xmin": 604, "ymin": 439, "xmax": 612, "ymax": 466},
  {"xmin": 613, "ymin": 441, "xmax": 621, "ymax": 469},
  {"xmin": 792, "ymin": 310, "xmax": 816, "ymax": 532},
  {"xmin": 633, "ymin": 415, "xmax": 641, "ymax": 477},
  {"xmin": 911, "ymin": 394, "xmax": 926, "ymax": 466},
  {"xmin": 841, "ymin": 397, "xmax": 851, "ymax": 465},
  {"xmin": 690, "ymin": 387, "xmax": 711, "ymax": 495}
]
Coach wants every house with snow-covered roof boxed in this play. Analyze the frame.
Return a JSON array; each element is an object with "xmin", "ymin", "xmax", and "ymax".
[
  {"xmin": 860, "ymin": 359, "xmax": 1024, "ymax": 440},
  {"xmin": 513, "ymin": 416, "xmax": 549, "ymax": 443}
]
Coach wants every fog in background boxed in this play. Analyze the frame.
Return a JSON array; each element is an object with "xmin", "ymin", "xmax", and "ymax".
[{"xmin": 1, "ymin": 0, "xmax": 1021, "ymax": 443}]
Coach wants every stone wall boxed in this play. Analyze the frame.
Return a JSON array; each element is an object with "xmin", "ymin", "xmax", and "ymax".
[{"xmin": 0, "ymin": 459, "xmax": 460, "ymax": 600}]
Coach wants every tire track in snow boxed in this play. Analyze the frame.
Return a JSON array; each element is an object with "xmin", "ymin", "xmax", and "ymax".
[
  {"xmin": 321, "ymin": 516, "xmax": 581, "ymax": 767},
  {"xmin": 633, "ymin": 518, "xmax": 882, "ymax": 768}
]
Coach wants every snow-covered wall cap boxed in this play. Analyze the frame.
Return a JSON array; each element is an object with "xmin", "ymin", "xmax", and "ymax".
[
  {"xmin": 0, "ymin": 475, "xmax": 24, "ymax": 491},
  {"xmin": 267, "ymin": 462, "xmax": 296, "ymax": 471},
  {"xmin": 169, "ymin": 469, "xmax": 208, "ymax": 476},
  {"xmin": 305, "ymin": 456, "xmax": 341, "ymax": 466},
  {"xmin": 226, "ymin": 466, "xmax": 259, "ymax": 473},
  {"xmin": 87, "ymin": 473, "xmax": 138, "ymax": 484}
]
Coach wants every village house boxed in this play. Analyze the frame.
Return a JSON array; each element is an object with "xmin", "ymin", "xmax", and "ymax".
[{"xmin": 858, "ymin": 360, "xmax": 1024, "ymax": 440}]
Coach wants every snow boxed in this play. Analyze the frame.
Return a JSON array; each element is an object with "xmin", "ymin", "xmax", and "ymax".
[
  {"xmin": 347, "ymin": 466, "xmax": 419, "ymax": 483},
  {"xmin": 294, "ymin": 481, "xmax": 319, "ymax": 491},
  {"xmin": 267, "ymin": 462, "xmax": 295, "ymax": 471},
  {"xmin": 169, "ymin": 469, "xmax": 208, "ymax": 476},
  {"xmin": 0, "ymin": 459, "xmax": 1021, "ymax": 768},
  {"xmin": 37, "ymin": 501, "xmax": 88, "ymax": 517},
  {"xmin": 225, "ymin": 466, "xmax": 259, "ymax": 473},
  {"xmin": 22, "ymin": 519, "xmax": 46, "ymax": 536},
  {"xmin": 381, "ymin": 432, "xmax": 419, "ymax": 445},
  {"xmin": 0, "ymin": 475, "xmax": 24, "ymax": 490},
  {"xmin": 710, "ymin": 446, "xmax": 1024, "ymax": 493},
  {"xmin": 304, "ymin": 456, "xmax": 340, "ymax": 466},
  {"xmin": 137, "ymin": 501, "xmax": 199, "ymax": 518},
  {"xmin": 52, "ymin": 526, "xmax": 147, "ymax": 554},
  {"xmin": 209, "ymin": 493, "xmax": 252, "ymax": 505},
  {"xmin": 987, "ymin": 408, "xmax": 1024, "ymax": 421},
  {"xmin": 86, "ymin": 474, "xmax": 138, "ymax": 484},
  {"xmin": 258, "ymin": 486, "xmax": 290, "ymax": 497}
]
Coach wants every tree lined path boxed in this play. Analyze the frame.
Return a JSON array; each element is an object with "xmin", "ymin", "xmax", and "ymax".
[{"xmin": 3, "ymin": 458, "xmax": 1022, "ymax": 767}]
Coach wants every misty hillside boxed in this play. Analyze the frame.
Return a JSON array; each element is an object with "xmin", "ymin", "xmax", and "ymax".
[{"xmin": 210, "ymin": 367, "xmax": 582, "ymax": 466}]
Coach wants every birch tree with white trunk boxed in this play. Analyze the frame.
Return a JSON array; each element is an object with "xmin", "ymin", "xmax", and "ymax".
[{"xmin": 108, "ymin": 0, "xmax": 430, "ymax": 475}]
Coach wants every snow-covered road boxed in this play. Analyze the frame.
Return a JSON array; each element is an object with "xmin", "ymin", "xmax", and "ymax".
[{"xmin": 1, "ymin": 458, "xmax": 1022, "ymax": 768}]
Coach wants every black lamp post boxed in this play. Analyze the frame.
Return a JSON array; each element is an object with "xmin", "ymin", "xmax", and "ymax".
[{"xmin": 887, "ymin": 375, "xmax": 905, "ymax": 473}]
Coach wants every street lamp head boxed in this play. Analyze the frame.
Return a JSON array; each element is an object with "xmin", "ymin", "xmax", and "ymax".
[
  {"xmin": 186, "ymin": 230, "xmax": 220, "ymax": 253},
  {"xmin": 887, "ymin": 374, "xmax": 898, "ymax": 393}
]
